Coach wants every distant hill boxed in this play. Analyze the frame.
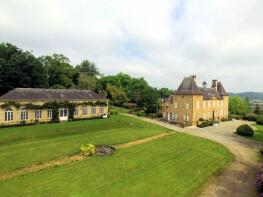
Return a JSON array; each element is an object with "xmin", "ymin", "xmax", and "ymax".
[{"xmin": 229, "ymin": 92, "xmax": 263, "ymax": 100}]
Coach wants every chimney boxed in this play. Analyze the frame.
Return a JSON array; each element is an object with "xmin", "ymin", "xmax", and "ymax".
[
  {"xmin": 191, "ymin": 75, "xmax": 197, "ymax": 82},
  {"xmin": 203, "ymin": 81, "xmax": 207, "ymax": 88},
  {"xmin": 212, "ymin": 80, "xmax": 218, "ymax": 91}
]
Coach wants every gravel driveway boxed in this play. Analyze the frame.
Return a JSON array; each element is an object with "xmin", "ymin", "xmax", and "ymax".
[{"xmin": 123, "ymin": 114, "xmax": 262, "ymax": 197}]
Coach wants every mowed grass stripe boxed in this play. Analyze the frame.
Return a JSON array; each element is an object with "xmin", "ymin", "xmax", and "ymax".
[
  {"xmin": 0, "ymin": 133, "xmax": 232, "ymax": 197},
  {"xmin": 0, "ymin": 115, "xmax": 170, "ymax": 174}
]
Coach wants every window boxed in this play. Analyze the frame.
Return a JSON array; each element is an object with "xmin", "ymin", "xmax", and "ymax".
[
  {"xmin": 99, "ymin": 107, "xmax": 104, "ymax": 114},
  {"xmin": 82, "ymin": 106, "xmax": 87, "ymax": 115},
  {"xmin": 208, "ymin": 101, "xmax": 211, "ymax": 108},
  {"xmin": 59, "ymin": 108, "xmax": 67, "ymax": 117},
  {"xmin": 5, "ymin": 108, "xmax": 13, "ymax": 121},
  {"xmin": 74, "ymin": 107, "xmax": 78, "ymax": 116},
  {"xmin": 203, "ymin": 101, "xmax": 206, "ymax": 109},
  {"xmin": 174, "ymin": 102, "xmax": 178, "ymax": 108},
  {"xmin": 91, "ymin": 107, "xmax": 96, "ymax": 114},
  {"xmin": 221, "ymin": 100, "xmax": 223, "ymax": 107},
  {"xmin": 48, "ymin": 109, "xmax": 53, "ymax": 118},
  {"xmin": 35, "ymin": 110, "xmax": 42, "ymax": 119},
  {"xmin": 184, "ymin": 114, "xmax": 189, "ymax": 122},
  {"xmin": 213, "ymin": 101, "xmax": 215, "ymax": 107},
  {"xmin": 174, "ymin": 113, "xmax": 177, "ymax": 120},
  {"xmin": 186, "ymin": 103, "xmax": 189, "ymax": 110},
  {"xmin": 197, "ymin": 101, "xmax": 200, "ymax": 109},
  {"xmin": 20, "ymin": 107, "xmax": 28, "ymax": 120},
  {"xmin": 203, "ymin": 113, "xmax": 206, "ymax": 119},
  {"xmin": 217, "ymin": 101, "xmax": 220, "ymax": 107}
]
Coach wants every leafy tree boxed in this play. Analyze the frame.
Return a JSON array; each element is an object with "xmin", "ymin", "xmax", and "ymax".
[
  {"xmin": 229, "ymin": 96, "xmax": 251, "ymax": 116},
  {"xmin": 76, "ymin": 73, "xmax": 97, "ymax": 91},
  {"xmin": 254, "ymin": 103, "xmax": 262, "ymax": 115},
  {"xmin": 158, "ymin": 88, "xmax": 173, "ymax": 99},
  {"xmin": 0, "ymin": 43, "xmax": 48, "ymax": 95},
  {"xmin": 75, "ymin": 60, "xmax": 100, "ymax": 76},
  {"xmin": 50, "ymin": 84, "xmax": 65, "ymax": 89},
  {"xmin": 105, "ymin": 84, "xmax": 128, "ymax": 106},
  {"xmin": 39, "ymin": 54, "xmax": 77, "ymax": 88},
  {"xmin": 137, "ymin": 87, "xmax": 160, "ymax": 113}
]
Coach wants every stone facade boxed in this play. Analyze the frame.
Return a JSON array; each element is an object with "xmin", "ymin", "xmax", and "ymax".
[
  {"xmin": 161, "ymin": 76, "xmax": 229, "ymax": 127},
  {"xmin": 0, "ymin": 88, "xmax": 108, "ymax": 126}
]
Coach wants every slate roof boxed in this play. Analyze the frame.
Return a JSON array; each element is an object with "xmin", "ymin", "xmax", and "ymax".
[
  {"xmin": 0, "ymin": 88, "xmax": 106, "ymax": 101},
  {"xmin": 174, "ymin": 76, "xmax": 228, "ymax": 100}
]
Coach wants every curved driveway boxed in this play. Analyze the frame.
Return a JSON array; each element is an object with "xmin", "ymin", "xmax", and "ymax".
[{"xmin": 123, "ymin": 114, "xmax": 262, "ymax": 197}]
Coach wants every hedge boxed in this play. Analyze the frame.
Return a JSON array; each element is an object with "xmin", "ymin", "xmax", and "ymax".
[{"xmin": 236, "ymin": 124, "xmax": 254, "ymax": 137}]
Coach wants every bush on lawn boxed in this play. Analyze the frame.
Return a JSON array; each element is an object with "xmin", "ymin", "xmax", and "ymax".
[
  {"xmin": 80, "ymin": 144, "xmax": 95, "ymax": 156},
  {"xmin": 256, "ymin": 116, "xmax": 263, "ymax": 125},
  {"xmin": 256, "ymin": 164, "xmax": 263, "ymax": 195},
  {"xmin": 221, "ymin": 117, "xmax": 232, "ymax": 122},
  {"xmin": 236, "ymin": 124, "xmax": 254, "ymax": 137},
  {"xmin": 229, "ymin": 114, "xmax": 242, "ymax": 120}
]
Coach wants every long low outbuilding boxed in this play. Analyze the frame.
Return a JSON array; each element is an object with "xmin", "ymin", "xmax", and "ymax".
[{"xmin": 0, "ymin": 88, "xmax": 108, "ymax": 126}]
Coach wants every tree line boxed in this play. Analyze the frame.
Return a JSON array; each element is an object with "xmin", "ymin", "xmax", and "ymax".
[{"xmin": 0, "ymin": 42, "xmax": 173, "ymax": 114}]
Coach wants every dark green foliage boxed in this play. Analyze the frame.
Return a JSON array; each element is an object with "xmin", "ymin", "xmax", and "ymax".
[
  {"xmin": 221, "ymin": 117, "xmax": 232, "ymax": 122},
  {"xmin": 0, "ymin": 101, "xmax": 21, "ymax": 109},
  {"xmin": 244, "ymin": 114, "xmax": 258, "ymax": 122},
  {"xmin": 229, "ymin": 114, "xmax": 242, "ymax": 120},
  {"xmin": 198, "ymin": 120, "xmax": 214, "ymax": 128},
  {"xmin": 256, "ymin": 116, "xmax": 263, "ymax": 125},
  {"xmin": 0, "ymin": 43, "xmax": 48, "ymax": 95},
  {"xmin": 39, "ymin": 54, "xmax": 77, "ymax": 88},
  {"xmin": 254, "ymin": 104, "xmax": 262, "ymax": 115},
  {"xmin": 236, "ymin": 124, "xmax": 254, "ymax": 137},
  {"xmin": 75, "ymin": 60, "xmax": 100, "ymax": 76},
  {"xmin": 158, "ymin": 88, "xmax": 173, "ymax": 99}
]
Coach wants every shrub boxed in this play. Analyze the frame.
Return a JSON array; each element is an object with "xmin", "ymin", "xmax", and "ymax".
[
  {"xmin": 257, "ymin": 116, "xmax": 263, "ymax": 125},
  {"xmin": 229, "ymin": 114, "xmax": 242, "ymax": 120},
  {"xmin": 80, "ymin": 144, "xmax": 96, "ymax": 156},
  {"xmin": 236, "ymin": 124, "xmax": 254, "ymax": 137},
  {"xmin": 244, "ymin": 114, "xmax": 258, "ymax": 122},
  {"xmin": 221, "ymin": 117, "xmax": 231, "ymax": 122},
  {"xmin": 198, "ymin": 120, "xmax": 214, "ymax": 128},
  {"xmin": 135, "ymin": 110, "xmax": 146, "ymax": 117},
  {"xmin": 256, "ymin": 164, "xmax": 263, "ymax": 195},
  {"xmin": 199, "ymin": 118, "xmax": 205, "ymax": 122}
]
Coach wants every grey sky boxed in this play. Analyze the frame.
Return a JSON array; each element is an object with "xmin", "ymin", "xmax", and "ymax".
[{"xmin": 1, "ymin": 0, "xmax": 263, "ymax": 92}]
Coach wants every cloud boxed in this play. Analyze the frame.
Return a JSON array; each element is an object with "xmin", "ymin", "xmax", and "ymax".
[{"xmin": 0, "ymin": 0, "xmax": 263, "ymax": 92}]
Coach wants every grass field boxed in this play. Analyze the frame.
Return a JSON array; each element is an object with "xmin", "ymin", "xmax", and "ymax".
[
  {"xmin": 0, "ymin": 115, "xmax": 170, "ymax": 174},
  {"xmin": 0, "ymin": 114, "xmax": 233, "ymax": 196},
  {"xmin": 251, "ymin": 124, "xmax": 263, "ymax": 142},
  {"xmin": 0, "ymin": 133, "xmax": 232, "ymax": 197}
]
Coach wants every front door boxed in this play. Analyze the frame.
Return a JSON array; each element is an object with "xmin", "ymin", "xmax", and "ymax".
[{"xmin": 59, "ymin": 108, "xmax": 68, "ymax": 121}]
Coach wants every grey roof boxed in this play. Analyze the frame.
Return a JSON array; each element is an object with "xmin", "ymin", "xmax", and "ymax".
[
  {"xmin": 174, "ymin": 77, "xmax": 203, "ymax": 95},
  {"xmin": 174, "ymin": 76, "xmax": 228, "ymax": 100},
  {"xmin": 217, "ymin": 82, "xmax": 228, "ymax": 96},
  {"xmin": 0, "ymin": 88, "xmax": 106, "ymax": 101}
]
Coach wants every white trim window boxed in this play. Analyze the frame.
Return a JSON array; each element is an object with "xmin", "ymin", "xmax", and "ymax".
[
  {"xmin": 208, "ymin": 101, "xmax": 211, "ymax": 108},
  {"xmin": 197, "ymin": 101, "xmax": 200, "ymax": 109},
  {"xmin": 174, "ymin": 102, "xmax": 178, "ymax": 109},
  {"xmin": 20, "ymin": 107, "xmax": 28, "ymax": 120},
  {"xmin": 74, "ymin": 107, "xmax": 78, "ymax": 116},
  {"xmin": 221, "ymin": 100, "xmax": 224, "ymax": 107},
  {"xmin": 59, "ymin": 108, "xmax": 68, "ymax": 117},
  {"xmin": 82, "ymin": 106, "xmax": 87, "ymax": 115},
  {"xmin": 203, "ymin": 101, "xmax": 206, "ymax": 109},
  {"xmin": 5, "ymin": 108, "xmax": 13, "ymax": 121},
  {"xmin": 217, "ymin": 101, "xmax": 220, "ymax": 107},
  {"xmin": 174, "ymin": 113, "xmax": 177, "ymax": 120},
  {"xmin": 35, "ymin": 110, "xmax": 42, "ymax": 119},
  {"xmin": 99, "ymin": 107, "xmax": 104, "ymax": 114},
  {"xmin": 48, "ymin": 109, "xmax": 53, "ymax": 118},
  {"xmin": 91, "ymin": 107, "xmax": 96, "ymax": 114}
]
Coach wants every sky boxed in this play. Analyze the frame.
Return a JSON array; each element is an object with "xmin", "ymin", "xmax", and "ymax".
[{"xmin": 0, "ymin": 0, "xmax": 263, "ymax": 92}]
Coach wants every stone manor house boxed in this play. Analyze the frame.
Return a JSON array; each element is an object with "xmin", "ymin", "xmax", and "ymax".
[{"xmin": 161, "ymin": 75, "xmax": 229, "ymax": 127}]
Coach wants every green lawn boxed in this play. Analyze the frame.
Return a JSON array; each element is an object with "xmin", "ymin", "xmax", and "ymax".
[
  {"xmin": 0, "ymin": 133, "xmax": 232, "ymax": 197},
  {"xmin": 0, "ymin": 115, "xmax": 170, "ymax": 174},
  {"xmin": 251, "ymin": 124, "xmax": 263, "ymax": 142}
]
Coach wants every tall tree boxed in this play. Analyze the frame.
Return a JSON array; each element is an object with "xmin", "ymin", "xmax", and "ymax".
[
  {"xmin": 158, "ymin": 88, "xmax": 173, "ymax": 99},
  {"xmin": 39, "ymin": 54, "xmax": 77, "ymax": 88},
  {"xmin": 105, "ymin": 84, "xmax": 128, "ymax": 106},
  {"xmin": 75, "ymin": 60, "xmax": 100, "ymax": 76},
  {"xmin": 254, "ymin": 103, "xmax": 262, "ymax": 115},
  {"xmin": 0, "ymin": 43, "xmax": 48, "ymax": 95},
  {"xmin": 229, "ymin": 96, "xmax": 251, "ymax": 116}
]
